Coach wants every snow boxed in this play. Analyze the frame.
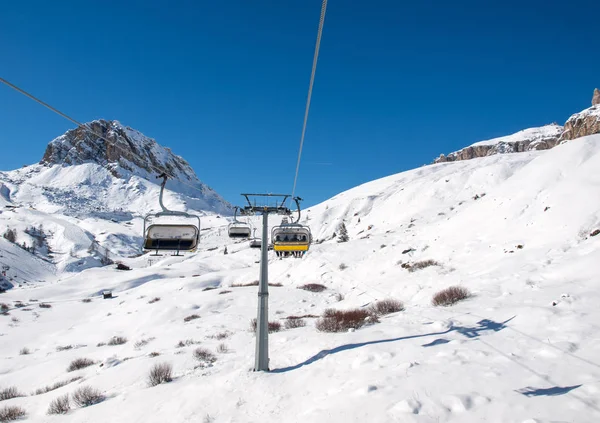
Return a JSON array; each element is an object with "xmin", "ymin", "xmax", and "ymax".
[
  {"xmin": 468, "ymin": 124, "xmax": 563, "ymax": 147},
  {"xmin": 1, "ymin": 134, "xmax": 600, "ymax": 422}
]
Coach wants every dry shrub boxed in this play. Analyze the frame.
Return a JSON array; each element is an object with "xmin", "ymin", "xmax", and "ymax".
[
  {"xmin": 432, "ymin": 286, "xmax": 471, "ymax": 306},
  {"xmin": 133, "ymin": 338, "xmax": 155, "ymax": 349},
  {"xmin": 148, "ymin": 352, "xmax": 160, "ymax": 357},
  {"xmin": 47, "ymin": 394, "xmax": 70, "ymax": 415},
  {"xmin": 96, "ymin": 342, "xmax": 106, "ymax": 347},
  {"xmin": 175, "ymin": 339, "xmax": 199, "ymax": 348},
  {"xmin": 183, "ymin": 314, "xmax": 200, "ymax": 322},
  {"xmin": 230, "ymin": 281, "xmax": 258, "ymax": 287},
  {"xmin": 0, "ymin": 387, "xmax": 23, "ymax": 401},
  {"xmin": 0, "ymin": 304, "xmax": 8, "ymax": 313},
  {"xmin": 19, "ymin": 347, "xmax": 30, "ymax": 355},
  {"xmin": 81, "ymin": 298, "xmax": 92, "ymax": 303},
  {"xmin": 194, "ymin": 348, "xmax": 217, "ymax": 363},
  {"xmin": 284, "ymin": 318, "xmax": 306, "ymax": 329},
  {"xmin": 368, "ymin": 299, "xmax": 405, "ymax": 316},
  {"xmin": 218, "ymin": 290, "xmax": 232, "ymax": 295},
  {"xmin": 286, "ymin": 314, "xmax": 318, "ymax": 319},
  {"xmin": 147, "ymin": 363, "xmax": 173, "ymax": 387},
  {"xmin": 107, "ymin": 336, "xmax": 127, "ymax": 346},
  {"xmin": 404, "ymin": 259, "xmax": 440, "ymax": 272},
  {"xmin": 67, "ymin": 358, "xmax": 95, "ymax": 372},
  {"xmin": 339, "ymin": 263, "xmax": 348, "ymax": 270},
  {"xmin": 34, "ymin": 377, "xmax": 82, "ymax": 395},
  {"xmin": 0, "ymin": 405, "xmax": 26, "ymax": 422},
  {"xmin": 250, "ymin": 319, "xmax": 282, "ymax": 333},
  {"xmin": 71, "ymin": 386, "xmax": 105, "ymax": 407},
  {"xmin": 148, "ymin": 297, "xmax": 161, "ymax": 304},
  {"xmin": 209, "ymin": 332, "xmax": 230, "ymax": 340},
  {"xmin": 216, "ymin": 343, "xmax": 229, "ymax": 353},
  {"xmin": 56, "ymin": 345, "xmax": 73, "ymax": 352},
  {"xmin": 39, "ymin": 303, "xmax": 52, "ymax": 308},
  {"xmin": 298, "ymin": 283, "xmax": 327, "ymax": 293},
  {"xmin": 316, "ymin": 308, "xmax": 379, "ymax": 333}
]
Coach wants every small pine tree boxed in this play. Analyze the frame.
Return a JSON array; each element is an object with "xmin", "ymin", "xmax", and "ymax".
[
  {"xmin": 338, "ymin": 222, "xmax": 349, "ymax": 243},
  {"xmin": 3, "ymin": 229, "xmax": 16, "ymax": 243}
]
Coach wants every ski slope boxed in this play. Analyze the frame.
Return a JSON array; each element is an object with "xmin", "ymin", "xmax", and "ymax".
[{"xmin": 1, "ymin": 135, "xmax": 600, "ymax": 422}]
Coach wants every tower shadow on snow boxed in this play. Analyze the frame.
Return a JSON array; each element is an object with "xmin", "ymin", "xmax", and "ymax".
[{"xmin": 271, "ymin": 316, "xmax": 515, "ymax": 373}]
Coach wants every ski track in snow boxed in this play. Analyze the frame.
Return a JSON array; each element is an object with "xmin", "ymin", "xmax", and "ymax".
[{"xmin": 1, "ymin": 135, "xmax": 600, "ymax": 422}]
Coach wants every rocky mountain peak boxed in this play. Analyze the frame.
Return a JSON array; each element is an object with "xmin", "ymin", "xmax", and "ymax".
[
  {"xmin": 40, "ymin": 119, "xmax": 194, "ymax": 181},
  {"xmin": 593, "ymin": 88, "xmax": 600, "ymax": 106}
]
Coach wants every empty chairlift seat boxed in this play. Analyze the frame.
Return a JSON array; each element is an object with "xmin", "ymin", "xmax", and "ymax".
[
  {"xmin": 143, "ymin": 224, "xmax": 200, "ymax": 251},
  {"xmin": 228, "ymin": 222, "xmax": 251, "ymax": 238}
]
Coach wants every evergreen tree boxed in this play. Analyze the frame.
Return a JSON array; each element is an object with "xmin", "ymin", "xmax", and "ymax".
[
  {"xmin": 338, "ymin": 222, "xmax": 349, "ymax": 243},
  {"xmin": 3, "ymin": 228, "xmax": 16, "ymax": 243}
]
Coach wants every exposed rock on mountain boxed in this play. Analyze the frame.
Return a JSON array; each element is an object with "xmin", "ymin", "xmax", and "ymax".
[
  {"xmin": 559, "ymin": 103, "xmax": 600, "ymax": 142},
  {"xmin": 434, "ymin": 125, "xmax": 562, "ymax": 164}
]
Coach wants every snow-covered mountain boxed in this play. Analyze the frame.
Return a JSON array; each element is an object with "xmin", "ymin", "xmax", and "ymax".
[
  {"xmin": 0, "ymin": 120, "xmax": 231, "ymax": 280},
  {"xmin": 1, "ymin": 129, "xmax": 599, "ymax": 422}
]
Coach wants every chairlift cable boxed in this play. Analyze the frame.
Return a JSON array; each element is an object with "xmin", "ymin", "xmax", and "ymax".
[{"xmin": 290, "ymin": 0, "xmax": 328, "ymax": 200}]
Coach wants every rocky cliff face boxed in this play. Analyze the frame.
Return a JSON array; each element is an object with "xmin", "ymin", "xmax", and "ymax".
[
  {"xmin": 559, "ymin": 104, "xmax": 600, "ymax": 142},
  {"xmin": 593, "ymin": 88, "xmax": 600, "ymax": 106},
  {"xmin": 434, "ymin": 124, "xmax": 563, "ymax": 164},
  {"xmin": 41, "ymin": 119, "xmax": 195, "ymax": 181}
]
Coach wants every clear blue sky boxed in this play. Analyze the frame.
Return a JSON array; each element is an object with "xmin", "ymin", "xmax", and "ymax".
[{"xmin": 1, "ymin": 0, "xmax": 598, "ymax": 207}]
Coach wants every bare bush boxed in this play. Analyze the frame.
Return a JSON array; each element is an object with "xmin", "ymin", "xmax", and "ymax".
[
  {"xmin": 209, "ymin": 332, "xmax": 230, "ymax": 340},
  {"xmin": 19, "ymin": 347, "xmax": 30, "ymax": 355},
  {"xmin": 368, "ymin": 299, "xmax": 405, "ymax": 316},
  {"xmin": 47, "ymin": 394, "xmax": 70, "ymax": 415},
  {"xmin": 175, "ymin": 339, "xmax": 199, "ymax": 348},
  {"xmin": 0, "ymin": 387, "xmax": 23, "ymax": 401},
  {"xmin": 183, "ymin": 314, "xmax": 200, "ymax": 322},
  {"xmin": 298, "ymin": 283, "xmax": 327, "ymax": 293},
  {"xmin": 71, "ymin": 386, "xmax": 105, "ymax": 407},
  {"xmin": 316, "ymin": 308, "xmax": 379, "ymax": 333},
  {"xmin": 134, "ymin": 338, "xmax": 155, "ymax": 349},
  {"xmin": 250, "ymin": 318, "xmax": 282, "ymax": 333},
  {"xmin": 194, "ymin": 348, "xmax": 217, "ymax": 364},
  {"xmin": 67, "ymin": 358, "xmax": 95, "ymax": 372},
  {"xmin": 0, "ymin": 304, "xmax": 8, "ymax": 313},
  {"xmin": 286, "ymin": 314, "xmax": 318, "ymax": 319},
  {"xmin": 147, "ymin": 363, "xmax": 173, "ymax": 387},
  {"xmin": 96, "ymin": 342, "xmax": 106, "ymax": 347},
  {"xmin": 404, "ymin": 259, "xmax": 440, "ymax": 272},
  {"xmin": 0, "ymin": 405, "xmax": 26, "ymax": 422},
  {"xmin": 56, "ymin": 345, "xmax": 73, "ymax": 352},
  {"xmin": 148, "ymin": 352, "xmax": 160, "ymax": 357},
  {"xmin": 39, "ymin": 303, "xmax": 52, "ymax": 308},
  {"xmin": 34, "ymin": 377, "xmax": 82, "ymax": 395},
  {"xmin": 81, "ymin": 298, "xmax": 92, "ymax": 303},
  {"xmin": 216, "ymin": 343, "xmax": 229, "ymax": 353},
  {"xmin": 339, "ymin": 263, "xmax": 348, "ymax": 270},
  {"xmin": 107, "ymin": 336, "xmax": 127, "ymax": 346},
  {"xmin": 284, "ymin": 318, "xmax": 306, "ymax": 329},
  {"xmin": 218, "ymin": 290, "xmax": 232, "ymax": 295},
  {"xmin": 432, "ymin": 286, "xmax": 471, "ymax": 306},
  {"xmin": 148, "ymin": 297, "xmax": 161, "ymax": 304}
]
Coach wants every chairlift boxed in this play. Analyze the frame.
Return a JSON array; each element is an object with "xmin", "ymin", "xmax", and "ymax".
[
  {"xmin": 249, "ymin": 227, "xmax": 261, "ymax": 248},
  {"xmin": 143, "ymin": 173, "xmax": 200, "ymax": 256},
  {"xmin": 228, "ymin": 207, "xmax": 251, "ymax": 238},
  {"xmin": 271, "ymin": 197, "xmax": 312, "ymax": 254}
]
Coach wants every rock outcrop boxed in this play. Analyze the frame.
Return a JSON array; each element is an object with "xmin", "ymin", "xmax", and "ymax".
[
  {"xmin": 41, "ymin": 120, "xmax": 195, "ymax": 180},
  {"xmin": 434, "ymin": 124, "xmax": 563, "ymax": 164},
  {"xmin": 560, "ymin": 104, "xmax": 600, "ymax": 142},
  {"xmin": 593, "ymin": 88, "xmax": 600, "ymax": 106}
]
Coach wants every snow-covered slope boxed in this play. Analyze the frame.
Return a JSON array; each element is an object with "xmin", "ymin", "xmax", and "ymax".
[
  {"xmin": 2, "ymin": 135, "xmax": 599, "ymax": 422},
  {"xmin": 0, "ymin": 121, "xmax": 232, "ymax": 281}
]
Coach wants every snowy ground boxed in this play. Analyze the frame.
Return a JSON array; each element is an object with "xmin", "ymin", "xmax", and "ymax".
[{"xmin": 1, "ymin": 135, "xmax": 600, "ymax": 422}]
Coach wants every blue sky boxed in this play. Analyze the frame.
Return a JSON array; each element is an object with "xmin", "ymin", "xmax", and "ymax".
[{"xmin": 1, "ymin": 0, "xmax": 598, "ymax": 207}]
